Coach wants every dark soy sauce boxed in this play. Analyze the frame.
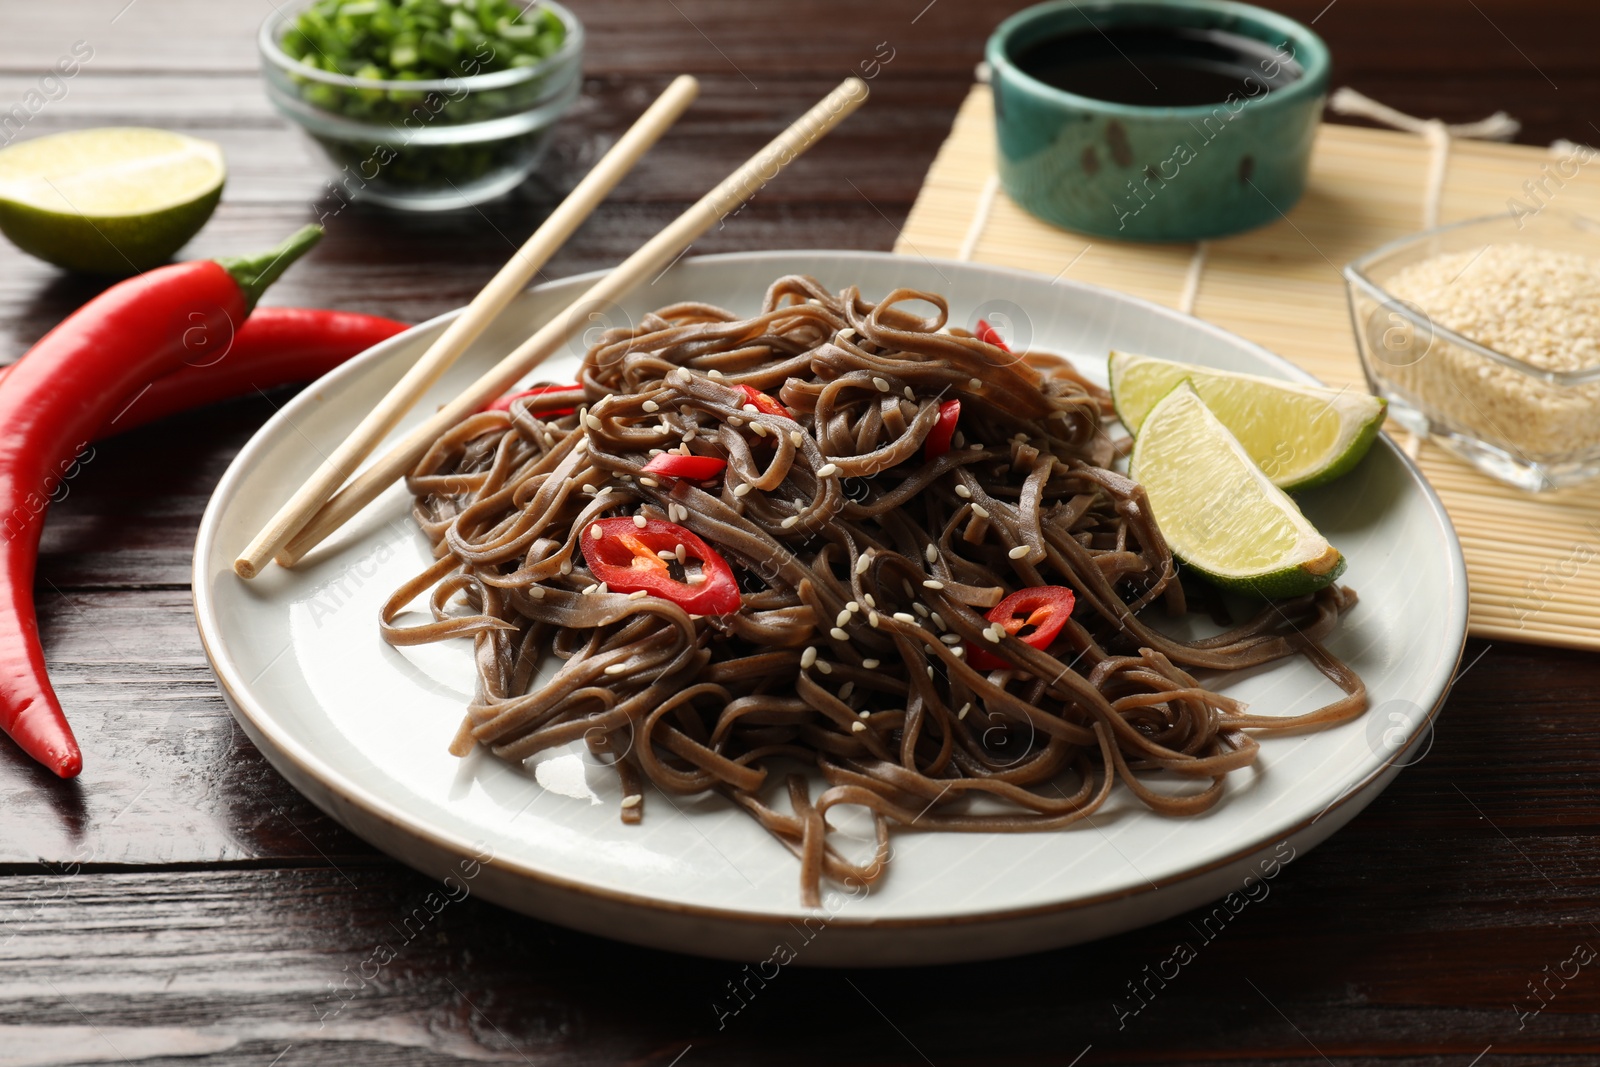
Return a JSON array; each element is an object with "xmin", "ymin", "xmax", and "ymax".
[{"xmin": 1012, "ymin": 26, "xmax": 1302, "ymax": 108}]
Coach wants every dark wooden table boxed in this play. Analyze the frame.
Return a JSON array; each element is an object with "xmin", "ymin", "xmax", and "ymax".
[{"xmin": 4, "ymin": 1, "xmax": 1598, "ymax": 1063}]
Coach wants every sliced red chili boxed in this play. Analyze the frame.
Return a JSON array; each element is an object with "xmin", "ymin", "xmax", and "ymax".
[
  {"xmin": 976, "ymin": 318, "xmax": 1011, "ymax": 352},
  {"xmin": 924, "ymin": 398, "xmax": 961, "ymax": 461},
  {"xmin": 641, "ymin": 453, "xmax": 727, "ymax": 481},
  {"xmin": 966, "ymin": 586, "xmax": 1076, "ymax": 670},
  {"xmin": 485, "ymin": 383, "xmax": 581, "ymax": 415},
  {"xmin": 580, "ymin": 517, "xmax": 741, "ymax": 616},
  {"xmin": 736, "ymin": 384, "xmax": 792, "ymax": 419}
]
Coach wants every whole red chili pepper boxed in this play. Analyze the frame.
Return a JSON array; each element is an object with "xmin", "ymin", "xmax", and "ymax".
[
  {"xmin": 0, "ymin": 225, "xmax": 323, "ymax": 777},
  {"xmin": 0, "ymin": 308, "xmax": 408, "ymax": 440},
  {"xmin": 99, "ymin": 307, "xmax": 407, "ymax": 438}
]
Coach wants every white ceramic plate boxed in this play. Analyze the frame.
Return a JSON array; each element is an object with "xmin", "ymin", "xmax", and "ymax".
[{"xmin": 194, "ymin": 252, "xmax": 1467, "ymax": 966}]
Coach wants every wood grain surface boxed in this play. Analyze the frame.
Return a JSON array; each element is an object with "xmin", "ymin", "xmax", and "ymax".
[{"xmin": 2, "ymin": 1, "xmax": 1598, "ymax": 1063}]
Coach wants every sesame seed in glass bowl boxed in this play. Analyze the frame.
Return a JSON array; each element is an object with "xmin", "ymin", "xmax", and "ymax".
[{"xmin": 1345, "ymin": 209, "xmax": 1600, "ymax": 491}]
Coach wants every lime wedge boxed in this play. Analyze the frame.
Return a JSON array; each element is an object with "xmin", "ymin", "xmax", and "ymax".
[
  {"xmin": 0, "ymin": 128, "xmax": 226, "ymax": 275},
  {"xmin": 1129, "ymin": 381, "xmax": 1346, "ymax": 598},
  {"xmin": 1109, "ymin": 351, "xmax": 1385, "ymax": 490}
]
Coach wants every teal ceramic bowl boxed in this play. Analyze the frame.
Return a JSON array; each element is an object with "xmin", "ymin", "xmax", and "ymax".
[{"xmin": 987, "ymin": 0, "xmax": 1330, "ymax": 242}]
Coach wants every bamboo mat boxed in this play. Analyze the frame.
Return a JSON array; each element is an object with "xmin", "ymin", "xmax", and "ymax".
[{"xmin": 899, "ymin": 85, "xmax": 1600, "ymax": 650}]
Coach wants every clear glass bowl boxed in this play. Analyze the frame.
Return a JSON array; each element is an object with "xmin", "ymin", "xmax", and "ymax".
[
  {"xmin": 258, "ymin": 0, "xmax": 582, "ymax": 211},
  {"xmin": 1344, "ymin": 209, "xmax": 1600, "ymax": 491}
]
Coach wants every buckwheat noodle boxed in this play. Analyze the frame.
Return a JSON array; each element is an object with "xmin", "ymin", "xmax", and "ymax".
[{"xmin": 381, "ymin": 275, "xmax": 1367, "ymax": 905}]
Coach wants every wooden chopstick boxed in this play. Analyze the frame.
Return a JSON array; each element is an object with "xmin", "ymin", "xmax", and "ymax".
[
  {"xmin": 270, "ymin": 77, "xmax": 870, "ymax": 571},
  {"xmin": 233, "ymin": 75, "xmax": 702, "ymax": 579}
]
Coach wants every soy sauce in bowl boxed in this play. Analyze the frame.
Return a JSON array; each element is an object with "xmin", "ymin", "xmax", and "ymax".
[{"xmin": 1011, "ymin": 26, "xmax": 1302, "ymax": 108}]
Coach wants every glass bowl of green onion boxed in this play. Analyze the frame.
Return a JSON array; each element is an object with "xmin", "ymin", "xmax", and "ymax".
[{"xmin": 259, "ymin": 0, "xmax": 582, "ymax": 211}]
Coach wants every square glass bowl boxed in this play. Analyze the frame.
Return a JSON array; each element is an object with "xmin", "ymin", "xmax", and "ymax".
[
  {"xmin": 259, "ymin": 0, "xmax": 582, "ymax": 211},
  {"xmin": 1344, "ymin": 209, "xmax": 1600, "ymax": 491}
]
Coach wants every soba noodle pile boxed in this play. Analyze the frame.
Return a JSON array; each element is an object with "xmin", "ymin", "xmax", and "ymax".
[{"xmin": 382, "ymin": 275, "xmax": 1367, "ymax": 904}]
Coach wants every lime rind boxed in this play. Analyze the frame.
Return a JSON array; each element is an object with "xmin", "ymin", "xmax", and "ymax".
[
  {"xmin": 1129, "ymin": 380, "xmax": 1346, "ymax": 599},
  {"xmin": 1109, "ymin": 350, "xmax": 1386, "ymax": 491}
]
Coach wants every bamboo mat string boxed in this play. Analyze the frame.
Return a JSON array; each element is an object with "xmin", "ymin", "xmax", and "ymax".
[
  {"xmin": 1177, "ymin": 241, "xmax": 1210, "ymax": 315},
  {"xmin": 957, "ymin": 173, "xmax": 1000, "ymax": 261},
  {"xmin": 1327, "ymin": 87, "xmax": 1520, "ymax": 228}
]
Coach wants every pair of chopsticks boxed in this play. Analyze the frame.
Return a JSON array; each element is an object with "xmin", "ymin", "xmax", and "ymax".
[{"xmin": 235, "ymin": 75, "xmax": 869, "ymax": 580}]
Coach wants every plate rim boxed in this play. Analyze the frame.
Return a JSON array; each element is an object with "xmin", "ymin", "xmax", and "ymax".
[{"xmin": 194, "ymin": 249, "xmax": 1470, "ymax": 930}]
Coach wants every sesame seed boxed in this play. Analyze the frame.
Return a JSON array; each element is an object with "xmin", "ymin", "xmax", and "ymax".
[
  {"xmin": 837, "ymin": 327, "xmax": 856, "ymax": 341},
  {"xmin": 728, "ymin": 416, "xmax": 743, "ymax": 427},
  {"xmin": 816, "ymin": 463, "xmax": 839, "ymax": 478},
  {"xmin": 816, "ymin": 660, "xmax": 833, "ymax": 675},
  {"xmin": 869, "ymin": 611, "xmax": 881, "ymax": 628},
  {"xmin": 927, "ymin": 666, "xmax": 935, "ymax": 679},
  {"xmin": 924, "ymin": 544, "xmax": 938, "ymax": 564},
  {"xmin": 790, "ymin": 430, "xmax": 805, "ymax": 447},
  {"xmin": 923, "ymin": 579, "xmax": 945, "ymax": 590},
  {"xmin": 657, "ymin": 549, "xmax": 675, "ymax": 559},
  {"xmin": 596, "ymin": 485, "xmax": 613, "ymax": 496},
  {"xmin": 862, "ymin": 594, "xmax": 876, "ymax": 608},
  {"xmin": 972, "ymin": 504, "xmax": 991, "ymax": 519},
  {"xmin": 983, "ymin": 626, "xmax": 1002, "ymax": 644},
  {"xmin": 955, "ymin": 485, "xmax": 972, "ymax": 498},
  {"xmin": 742, "ymin": 404, "xmax": 759, "ymax": 414},
  {"xmin": 830, "ymin": 627, "xmax": 849, "ymax": 641},
  {"xmin": 839, "ymin": 682, "xmax": 855, "ymax": 700},
  {"xmin": 582, "ymin": 483, "xmax": 596, "ymax": 495},
  {"xmin": 801, "ymin": 646, "xmax": 818, "ymax": 668},
  {"xmin": 931, "ymin": 612, "xmax": 946, "ymax": 630},
  {"xmin": 1008, "ymin": 546, "xmax": 1031, "ymax": 560},
  {"xmin": 969, "ymin": 443, "xmax": 984, "ymax": 452},
  {"xmin": 863, "ymin": 659, "xmax": 881, "ymax": 669},
  {"xmin": 675, "ymin": 543, "xmax": 686, "ymax": 564},
  {"xmin": 671, "ymin": 504, "xmax": 687, "ymax": 522},
  {"xmin": 643, "ymin": 399, "xmax": 660, "ymax": 413},
  {"xmin": 686, "ymin": 573, "xmax": 705, "ymax": 585},
  {"xmin": 951, "ymin": 646, "xmax": 964, "ymax": 658},
  {"xmin": 969, "ymin": 377, "xmax": 982, "ymax": 390},
  {"xmin": 904, "ymin": 385, "xmax": 916, "ymax": 401},
  {"xmin": 912, "ymin": 603, "xmax": 930, "ymax": 618},
  {"xmin": 582, "ymin": 585, "xmax": 595, "ymax": 596},
  {"xmin": 958, "ymin": 702, "xmax": 971, "ymax": 720},
  {"xmin": 589, "ymin": 524, "xmax": 604, "ymax": 539},
  {"xmin": 633, "ymin": 514, "xmax": 648, "ymax": 528},
  {"xmin": 872, "ymin": 377, "xmax": 890, "ymax": 392},
  {"xmin": 649, "ymin": 448, "xmax": 665, "ymax": 456},
  {"xmin": 640, "ymin": 476, "xmax": 660, "ymax": 488},
  {"xmin": 543, "ymin": 432, "xmax": 555, "ymax": 446},
  {"xmin": 751, "ymin": 422, "xmax": 769, "ymax": 437},
  {"xmin": 629, "ymin": 590, "xmax": 649, "ymax": 600},
  {"xmin": 941, "ymin": 633, "xmax": 962, "ymax": 645},
  {"xmin": 855, "ymin": 554, "xmax": 871, "ymax": 576},
  {"xmin": 733, "ymin": 483, "xmax": 752, "ymax": 498},
  {"xmin": 676, "ymin": 367, "xmax": 692, "ymax": 382},
  {"xmin": 781, "ymin": 516, "xmax": 799, "ymax": 529},
  {"xmin": 859, "ymin": 709, "xmax": 871, "ymax": 719},
  {"xmin": 683, "ymin": 428, "xmax": 698, "ymax": 442},
  {"xmin": 893, "ymin": 612, "xmax": 916, "ymax": 624},
  {"xmin": 586, "ymin": 414, "xmax": 603, "ymax": 430},
  {"xmin": 560, "ymin": 561, "xmax": 573, "ymax": 575},
  {"xmin": 851, "ymin": 720, "xmax": 866, "ymax": 733},
  {"xmin": 596, "ymin": 582, "xmax": 609, "ymax": 595},
  {"xmin": 528, "ymin": 586, "xmax": 546, "ymax": 599},
  {"xmin": 836, "ymin": 609, "xmax": 851, "ymax": 628},
  {"xmin": 846, "ymin": 601, "xmax": 860, "ymax": 613},
  {"xmin": 621, "ymin": 794, "xmax": 643, "ymax": 808}
]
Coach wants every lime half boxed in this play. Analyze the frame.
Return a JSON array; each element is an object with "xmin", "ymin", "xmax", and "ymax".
[
  {"xmin": 1110, "ymin": 351, "xmax": 1385, "ymax": 490},
  {"xmin": 1129, "ymin": 381, "xmax": 1346, "ymax": 598},
  {"xmin": 0, "ymin": 128, "xmax": 225, "ymax": 275}
]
